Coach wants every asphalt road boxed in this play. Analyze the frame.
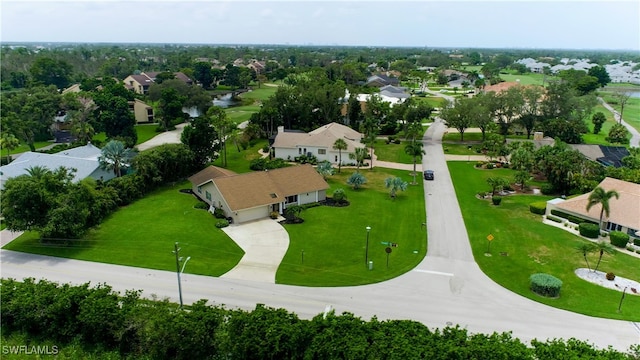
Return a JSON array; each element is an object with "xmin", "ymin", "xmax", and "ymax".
[{"xmin": 1, "ymin": 118, "xmax": 639, "ymax": 350}]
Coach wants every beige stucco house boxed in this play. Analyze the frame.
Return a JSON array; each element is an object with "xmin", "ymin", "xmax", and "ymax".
[
  {"xmin": 272, "ymin": 122, "xmax": 365, "ymax": 165},
  {"xmin": 129, "ymin": 99, "xmax": 155, "ymax": 123},
  {"xmin": 188, "ymin": 164, "xmax": 329, "ymax": 224},
  {"xmin": 546, "ymin": 177, "xmax": 640, "ymax": 239}
]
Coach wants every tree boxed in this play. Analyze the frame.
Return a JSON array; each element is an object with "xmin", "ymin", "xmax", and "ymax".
[
  {"xmin": 92, "ymin": 85, "xmax": 137, "ymax": 147},
  {"xmin": 612, "ymin": 90, "xmax": 631, "ymax": 123},
  {"xmin": 349, "ymin": 147, "xmax": 368, "ymax": 171},
  {"xmin": 29, "ymin": 57, "xmax": 73, "ymax": 89},
  {"xmin": 193, "ymin": 62, "xmax": 215, "ymax": 89},
  {"xmin": 513, "ymin": 170, "xmax": 531, "ymax": 190},
  {"xmin": 346, "ymin": 94, "xmax": 363, "ymax": 128},
  {"xmin": 440, "ymin": 99, "xmax": 472, "ymax": 141},
  {"xmin": 347, "ymin": 172, "xmax": 367, "ymax": 190},
  {"xmin": 208, "ymin": 106, "xmax": 234, "ymax": 168},
  {"xmin": 404, "ymin": 142, "xmax": 425, "ymax": 184},
  {"xmin": 587, "ymin": 65, "xmax": 611, "ymax": 88},
  {"xmin": 586, "ymin": 186, "xmax": 619, "ymax": 231},
  {"xmin": 606, "ymin": 123, "xmax": 629, "ymax": 144},
  {"xmin": 384, "ymin": 177, "xmax": 408, "ymax": 200},
  {"xmin": 332, "ymin": 138, "xmax": 348, "ymax": 173},
  {"xmin": 69, "ymin": 97, "xmax": 97, "ymax": 144},
  {"xmin": 593, "ymin": 241, "xmax": 615, "ymax": 273},
  {"xmin": 482, "ymin": 134, "xmax": 508, "ymax": 162},
  {"xmin": 157, "ymin": 88, "xmax": 187, "ymax": 131},
  {"xmin": 284, "ymin": 204, "xmax": 304, "ymax": 222},
  {"xmin": 576, "ymin": 243, "xmax": 596, "ymax": 272},
  {"xmin": 316, "ymin": 160, "xmax": 334, "ymax": 180},
  {"xmin": 180, "ymin": 116, "xmax": 219, "ymax": 167},
  {"xmin": 98, "ymin": 140, "xmax": 135, "ymax": 177},
  {"xmin": 486, "ymin": 177, "xmax": 508, "ymax": 195},
  {"xmin": 0, "ymin": 133, "xmax": 20, "ymax": 161},
  {"xmin": 591, "ymin": 112, "xmax": 606, "ymax": 134}
]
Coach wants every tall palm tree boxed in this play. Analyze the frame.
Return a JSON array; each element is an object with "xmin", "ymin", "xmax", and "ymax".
[
  {"xmin": 593, "ymin": 241, "xmax": 615, "ymax": 273},
  {"xmin": 404, "ymin": 142, "xmax": 425, "ymax": 184},
  {"xmin": 25, "ymin": 165, "xmax": 51, "ymax": 180},
  {"xmin": 349, "ymin": 147, "xmax": 368, "ymax": 172},
  {"xmin": 98, "ymin": 140, "xmax": 134, "ymax": 177},
  {"xmin": 586, "ymin": 186, "xmax": 620, "ymax": 231},
  {"xmin": 576, "ymin": 243, "xmax": 596, "ymax": 272},
  {"xmin": 332, "ymin": 138, "xmax": 348, "ymax": 173}
]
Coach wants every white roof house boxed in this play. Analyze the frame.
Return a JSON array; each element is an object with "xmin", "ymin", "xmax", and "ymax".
[{"xmin": 0, "ymin": 143, "xmax": 115, "ymax": 189}]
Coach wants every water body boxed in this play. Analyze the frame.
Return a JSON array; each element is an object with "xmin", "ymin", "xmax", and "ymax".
[
  {"xmin": 183, "ymin": 93, "xmax": 240, "ymax": 117},
  {"xmin": 628, "ymin": 91, "xmax": 640, "ymax": 98}
]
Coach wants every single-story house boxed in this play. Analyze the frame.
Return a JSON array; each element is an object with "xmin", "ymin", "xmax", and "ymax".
[
  {"xmin": 569, "ymin": 145, "xmax": 630, "ymax": 168},
  {"xmin": 0, "ymin": 143, "xmax": 115, "ymax": 189},
  {"xmin": 188, "ymin": 164, "xmax": 329, "ymax": 224},
  {"xmin": 366, "ymin": 74, "xmax": 400, "ymax": 87},
  {"xmin": 545, "ymin": 177, "xmax": 640, "ymax": 239},
  {"xmin": 123, "ymin": 71, "xmax": 193, "ymax": 94},
  {"xmin": 272, "ymin": 122, "xmax": 365, "ymax": 165}
]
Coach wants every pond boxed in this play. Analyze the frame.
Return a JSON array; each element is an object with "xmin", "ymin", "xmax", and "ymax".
[{"xmin": 183, "ymin": 93, "xmax": 241, "ymax": 118}]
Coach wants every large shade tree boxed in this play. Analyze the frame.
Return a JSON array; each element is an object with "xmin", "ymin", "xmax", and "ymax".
[{"xmin": 586, "ymin": 186, "xmax": 619, "ymax": 231}]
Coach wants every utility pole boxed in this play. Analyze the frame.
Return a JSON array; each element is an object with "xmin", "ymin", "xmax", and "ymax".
[{"xmin": 173, "ymin": 242, "xmax": 183, "ymax": 308}]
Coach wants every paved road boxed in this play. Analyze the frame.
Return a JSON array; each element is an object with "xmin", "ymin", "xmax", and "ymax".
[
  {"xmin": 599, "ymin": 98, "xmax": 640, "ymax": 147},
  {"xmin": 2, "ymin": 118, "xmax": 640, "ymax": 350}
]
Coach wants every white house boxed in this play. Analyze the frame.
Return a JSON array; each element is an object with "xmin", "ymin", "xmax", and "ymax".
[
  {"xmin": 272, "ymin": 122, "xmax": 365, "ymax": 165},
  {"xmin": 188, "ymin": 164, "xmax": 329, "ymax": 224}
]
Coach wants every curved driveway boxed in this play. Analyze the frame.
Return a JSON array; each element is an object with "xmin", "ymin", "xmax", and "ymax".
[{"xmin": 1, "ymin": 119, "xmax": 639, "ymax": 350}]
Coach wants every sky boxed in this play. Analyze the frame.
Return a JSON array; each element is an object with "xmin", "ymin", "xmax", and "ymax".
[{"xmin": 1, "ymin": 0, "xmax": 639, "ymax": 50}]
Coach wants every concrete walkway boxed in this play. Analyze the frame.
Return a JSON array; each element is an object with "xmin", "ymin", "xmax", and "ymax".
[
  {"xmin": 136, "ymin": 123, "xmax": 187, "ymax": 151},
  {"xmin": 599, "ymin": 97, "xmax": 640, "ymax": 147},
  {"xmin": 0, "ymin": 229, "xmax": 23, "ymax": 247},
  {"xmin": 220, "ymin": 218, "xmax": 289, "ymax": 283}
]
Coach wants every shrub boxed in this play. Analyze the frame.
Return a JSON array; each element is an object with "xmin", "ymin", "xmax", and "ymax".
[
  {"xmin": 530, "ymin": 273, "xmax": 562, "ymax": 298},
  {"xmin": 547, "ymin": 215, "xmax": 563, "ymax": 223},
  {"xmin": 475, "ymin": 161, "xmax": 485, "ymax": 168},
  {"xmin": 492, "ymin": 196, "xmax": 502, "ymax": 205},
  {"xmin": 634, "ymin": 238, "xmax": 640, "ymax": 246},
  {"xmin": 550, "ymin": 210, "xmax": 594, "ymax": 225},
  {"xmin": 529, "ymin": 202, "xmax": 547, "ymax": 215},
  {"xmin": 213, "ymin": 207, "xmax": 226, "ymax": 219},
  {"xmin": 609, "ymin": 231, "xmax": 630, "ymax": 248},
  {"xmin": 270, "ymin": 211, "xmax": 279, "ymax": 219},
  {"xmin": 486, "ymin": 163, "xmax": 494, "ymax": 169},
  {"xmin": 394, "ymin": 139, "xmax": 401, "ymax": 144},
  {"xmin": 194, "ymin": 202, "xmax": 209, "ymax": 210},
  {"xmin": 215, "ymin": 219, "xmax": 229, "ymax": 228},
  {"xmin": 262, "ymin": 144, "xmax": 270, "ymax": 153},
  {"xmin": 606, "ymin": 272, "xmax": 616, "ymax": 281},
  {"xmin": 333, "ymin": 188, "xmax": 346, "ymax": 203},
  {"xmin": 579, "ymin": 223, "xmax": 600, "ymax": 239},
  {"xmin": 540, "ymin": 183, "xmax": 555, "ymax": 195}
]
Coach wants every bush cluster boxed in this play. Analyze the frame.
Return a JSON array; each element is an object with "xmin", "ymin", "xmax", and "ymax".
[
  {"xmin": 606, "ymin": 272, "xmax": 616, "ymax": 281},
  {"xmin": 215, "ymin": 219, "xmax": 229, "ymax": 228},
  {"xmin": 1, "ymin": 279, "xmax": 631, "ymax": 360},
  {"xmin": 609, "ymin": 231, "xmax": 630, "ymax": 248},
  {"xmin": 529, "ymin": 201, "xmax": 547, "ymax": 215},
  {"xmin": 492, "ymin": 196, "xmax": 502, "ymax": 205},
  {"xmin": 540, "ymin": 184, "xmax": 555, "ymax": 195},
  {"xmin": 579, "ymin": 223, "xmax": 600, "ymax": 239},
  {"xmin": 529, "ymin": 273, "xmax": 563, "ymax": 298},
  {"xmin": 213, "ymin": 207, "xmax": 226, "ymax": 219},
  {"xmin": 634, "ymin": 238, "xmax": 640, "ymax": 246},
  {"xmin": 249, "ymin": 157, "xmax": 287, "ymax": 171},
  {"xmin": 194, "ymin": 202, "xmax": 209, "ymax": 210},
  {"xmin": 550, "ymin": 209, "xmax": 595, "ymax": 225}
]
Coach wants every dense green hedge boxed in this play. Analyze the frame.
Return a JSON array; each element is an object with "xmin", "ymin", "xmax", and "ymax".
[
  {"xmin": 530, "ymin": 273, "xmax": 563, "ymax": 298},
  {"xmin": 579, "ymin": 223, "xmax": 600, "ymax": 239},
  {"xmin": 492, "ymin": 196, "xmax": 502, "ymax": 205},
  {"xmin": 610, "ymin": 231, "xmax": 630, "ymax": 248},
  {"xmin": 550, "ymin": 209, "xmax": 595, "ymax": 226},
  {"xmin": 2, "ymin": 278, "xmax": 635, "ymax": 360},
  {"xmin": 634, "ymin": 238, "xmax": 640, "ymax": 246},
  {"xmin": 529, "ymin": 201, "xmax": 547, "ymax": 215}
]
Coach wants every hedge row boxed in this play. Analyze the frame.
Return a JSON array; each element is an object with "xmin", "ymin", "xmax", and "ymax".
[
  {"xmin": 530, "ymin": 273, "xmax": 563, "ymax": 298},
  {"xmin": 550, "ymin": 209, "xmax": 596, "ymax": 226},
  {"xmin": 634, "ymin": 238, "xmax": 640, "ymax": 246},
  {"xmin": 529, "ymin": 201, "xmax": 547, "ymax": 215},
  {"xmin": 610, "ymin": 231, "xmax": 630, "ymax": 248},
  {"xmin": 579, "ymin": 223, "xmax": 600, "ymax": 239}
]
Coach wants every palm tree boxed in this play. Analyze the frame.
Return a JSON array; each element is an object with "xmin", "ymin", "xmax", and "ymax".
[
  {"xmin": 71, "ymin": 121, "xmax": 95, "ymax": 144},
  {"xmin": 404, "ymin": 142, "xmax": 425, "ymax": 184},
  {"xmin": 98, "ymin": 140, "xmax": 134, "ymax": 177},
  {"xmin": 25, "ymin": 165, "xmax": 51, "ymax": 180},
  {"xmin": 0, "ymin": 133, "xmax": 20, "ymax": 162},
  {"xmin": 349, "ymin": 147, "xmax": 368, "ymax": 172},
  {"xmin": 384, "ymin": 176, "xmax": 408, "ymax": 200},
  {"xmin": 586, "ymin": 186, "xmax": 620, "ymax": 231},
  {"xmin": 332, "ymin": 138, "xmax": 348, "ymax": 173},
  {"xmin": 576, "ymin": 243, "xmax": 596, "ymax": 272},
  {"xmin": 593, "ymin": 241, "xmax": 615, "ymax": 273}
]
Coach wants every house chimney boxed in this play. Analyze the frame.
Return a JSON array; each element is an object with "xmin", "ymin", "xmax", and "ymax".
[{"xmin": 277, "ymin": 126, "xmax": 284, "ymax": 133}]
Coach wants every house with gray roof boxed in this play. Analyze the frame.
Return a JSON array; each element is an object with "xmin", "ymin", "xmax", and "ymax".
[{"xmin": 0, "ymin": 143, "xmax": 114, "ymax": 189}]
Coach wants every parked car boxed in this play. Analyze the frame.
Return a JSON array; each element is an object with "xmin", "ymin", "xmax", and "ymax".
[{"xmin": 423, "ymin": 170, "xmax": 434, "ymax": 180}]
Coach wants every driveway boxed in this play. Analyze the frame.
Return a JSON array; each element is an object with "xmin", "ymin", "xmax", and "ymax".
[
  {"xmin": 220, "ymin": 219, "xmax": 289, "ymax": 283},
  {"xmin": 136, "ymin": 123, "xmax": 186, "ymax": 151}
]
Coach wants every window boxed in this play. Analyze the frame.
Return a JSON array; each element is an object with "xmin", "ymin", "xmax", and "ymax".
[
  {"xmin": 298, "ymin": 148, "xmax": 302, "ymax": 154},
  {"xmin": 318, "ymin": 149, "xmax": 326, "ymax": 155},
  {"xmin": 335, "ymin": 155, "xmax": 338, "ymax": 162},
  {"xmin": 197, "ymin": 186, "xmax": 202, "ymax": 194},
  {"xmin": 205, "ymin": 191, "xmax": 211, "ymax": 201},
  {"xmin": 286, "ymin": 195, "xmax": 298, "ymax": 204}
]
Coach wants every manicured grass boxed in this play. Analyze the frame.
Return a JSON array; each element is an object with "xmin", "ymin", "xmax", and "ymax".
[
  {"xmin": 225, "ymin": 105, "xmax": 262, "ymax": 124},
  {"xmin": 448, "ymin": 162, "xmax": 640, "ymax": 321},
  {"xmin": 583, "ymin": 104, "xmax": 621, "ymax": 145},
  {"xmin": 500, "ymin": 73, "xmax": 555, "ymax": 86},
  {"xmin": 241, "ymin": 86, "xmax": 278, "ymax": 101},
  {"xmin": 443, "ymin": 143, "xmax": 484, "ymax": 156},
  {"xmin": 277, "ymin": 168, "xmax": 427, "ymax": 286},
  {"xmin": 11, "ymin": 141, "xmax": 53, "ymax": 154},
  {"xmin": 372, "ymin": 139, "xmax": 414, "ymax": 164},
  {"xmin": 443, "ymin": 131, "xmax": 484, "ymax": 142},
  {"xmin": 3, "ymin": 182, "xmax": 245, "ymax": 277},
  {"xmin": 600, "ymin": 92, "xmax": 640, "ymax": 133},
  {"xmin": 135, "ymin": 124, "xmax": 161, "ymax": 144},
  {"xmin": 211, "ymin": 139, "xmax": 268, "ymax": 174},
  {"xmin": 413, "ymin": 96, "xmax": 447, "ymax": 109}
]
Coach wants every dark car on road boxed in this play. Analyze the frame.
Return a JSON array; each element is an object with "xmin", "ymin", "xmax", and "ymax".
[{"xmin": 423, "ymin": 170, "xmax": 434, "ymax": 180}]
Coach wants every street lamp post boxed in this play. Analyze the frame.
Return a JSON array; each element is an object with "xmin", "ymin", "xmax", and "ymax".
[
  {"xmin": 365, "ymin": 226, "xmax": 371, "ymax": 266},
  {"xmin": 173, "ymin": 243, "xmax": 191, "ymax": 309}
]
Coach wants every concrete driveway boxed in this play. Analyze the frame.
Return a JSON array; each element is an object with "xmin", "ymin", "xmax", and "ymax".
[
  {"xmin": 136, "ymin": 123, "xmax": 186, "ymax": 151},
  {"xmin": 221, "ymin": 219, "xmax": 289, "ymax": 283}
]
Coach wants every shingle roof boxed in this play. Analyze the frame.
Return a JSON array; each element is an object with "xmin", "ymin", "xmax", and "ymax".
[
  {"xmin": 188, "ymin": 166, "xmax": 238, "ymax": 187},
  {"xmin": 554, "ymin": 177, "xmax": 640, "ymax": 231},
  {"xmin": 212, "ymin": 164, "xmax": 329, "ymax": 211},
  {"xmin": 273, "ymin": 122, "xmax": 365, "ymax": 153}
]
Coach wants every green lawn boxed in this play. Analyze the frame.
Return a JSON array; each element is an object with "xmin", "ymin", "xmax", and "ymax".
[
  {"xmin": 500, "ymin": 73, "xmax": 556, "ymax": 86},
  {"xmin": 277, "ymin": 168, "xmax": 427, "ymax": 286},
  {"xmin": 583, "ymin": 104, "xmax": 622, "ymax": 145},
  {"xmin": 3, "ymin": 182, "xmax": 245, "ymax": 277},
  {"xmin": 222, "ymin": 86, "xmax": 276, "ymax": 125},
  {"xmin": 448, "ymin": 162, "xmax": 640, "ymax": 321},
  {"xmin": 211, "ymin": 139, "xmax": 268, "ymax": 174},
  {"xmin": 373, "ymin": 139, "xmax": 414, "ymax": 164},
  {"xmin": 413, "ymin": 96, "xmax": 447, "ymax": 110},
  {"xmin": 600, "ymin": 92, "xmax": 640, "ymax": 134},
  {"xmin": 10, "ymin": 141, "xmax": 53, "ymax": 154},
  {"xmin": 135, "ymin": 124, "xmax": 161, "ymax": 144}
]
